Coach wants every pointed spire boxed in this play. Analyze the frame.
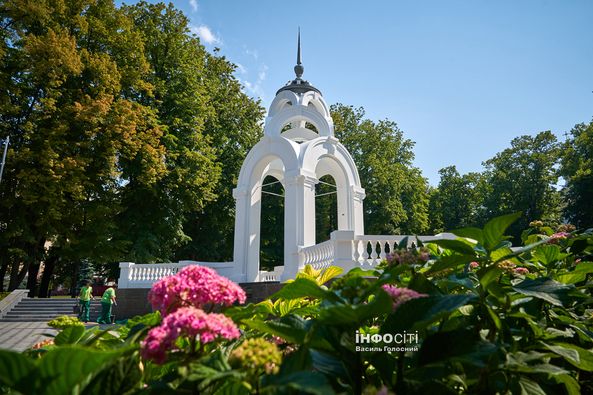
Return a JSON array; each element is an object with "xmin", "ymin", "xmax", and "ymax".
[{"xmin": 294, "ymin": 28, "xmax": 304, "ymax": 78}]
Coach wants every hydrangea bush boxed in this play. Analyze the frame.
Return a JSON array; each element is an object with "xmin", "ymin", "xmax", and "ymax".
[{"xmin": 0, "ymin": 213, "xmax": 592, "ymax": 394}]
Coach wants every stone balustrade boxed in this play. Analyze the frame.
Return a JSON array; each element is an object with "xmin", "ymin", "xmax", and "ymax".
[
  {"xmin": 258, "ymin": 266, "xmax": 285, "ymax": 282},
  {"xmin": 117, "ymin": 232, "xmax": 458, "ymax": 288},
  {"xmin": 118, "ymin": 261, "xmax": 238, "ymax": 288}
]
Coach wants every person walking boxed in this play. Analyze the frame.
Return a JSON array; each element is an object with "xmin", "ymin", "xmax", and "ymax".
[
  {"xmin": 78, "ymin": 280, "xmax": 93, "ymax": 323},
  {"xmin": 98, "ymin": 284, "xmax": 116, "ymax": 324}
]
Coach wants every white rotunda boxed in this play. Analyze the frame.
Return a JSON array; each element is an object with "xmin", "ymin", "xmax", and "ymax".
[{"xmin": 232, "ymin": 33, "xmax": 365, "ymax": 282}]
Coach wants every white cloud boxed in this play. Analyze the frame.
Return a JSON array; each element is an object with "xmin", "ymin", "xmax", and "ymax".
[
  {"xmin": 244, "ymin": 47, "xmax": 259, "ymax": 60},
  {"xmin": 190, "ymin": 25, "xmax": 221, "ymax": 45},
  {"xmin": 189, "ymin": 0, "xmax": 198, "ymax": 12},
  {"xmin": 235, "ymin": 63, "xmax": 247, "ymax": 74},
  {"xmin": 240, "ymin": 64, "xmax": 268, "ymax": 100}
]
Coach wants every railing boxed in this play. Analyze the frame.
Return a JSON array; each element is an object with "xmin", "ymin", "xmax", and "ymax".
[
  {"xmin": 353, "ymin": 233, "xmax": 457, "ymax": 268},
  {"xmin": 300, "ymin": 239, "xmax": 335, "ymax": 270},
  {"xmin": 117, "ymin": 233, "xmax": 459, "ymax": 288},
  {"xmin": 258, "ymin": 266, "xmax": 285, "ymax": 282},
  {"xmin": 0, "ymin": 289, "xmax": 29, "ymax": 320},
  {"xmin": 119, "ymin": 261, "xmax": 237, "ymax": 288}
]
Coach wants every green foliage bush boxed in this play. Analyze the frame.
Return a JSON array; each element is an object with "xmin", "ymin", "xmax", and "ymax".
[
  {"xmin": 1, "ymin": 214, "xmax": 592, "ymax": 394},
  {"xmin": 47, "ymin": 315, "xmax": 84, "ymax": 330}
]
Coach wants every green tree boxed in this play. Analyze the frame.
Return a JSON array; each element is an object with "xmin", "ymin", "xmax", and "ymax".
[
  {"xmin": 481, "ymin": 131, "xmax": 562, "ymax": 240},
  {"xmin": 428, "ymin": 166, "xmax": 485, "ymax": 233},
  {"xmin": 175, "ymin": 52, "xmax": 264, "ymax": 262},
  {"xmin": 114, "ymin": 2, "xmax": 221, "ymax": 263},
  {"xmin": 330, "ymin": 104, "xmax": 429, "ymax": 235},
  {"xmin": 560, "ymin": 121, "xmax": 593, "ymax": 229},
  {"xmin": 0, "ymin": 0, "xmax": 166, "ymax": 294}
]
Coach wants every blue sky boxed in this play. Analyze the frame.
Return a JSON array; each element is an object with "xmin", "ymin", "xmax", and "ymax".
[{"xmin": 137, "ymin": 0, "xmax": 593, "ymax": 185}]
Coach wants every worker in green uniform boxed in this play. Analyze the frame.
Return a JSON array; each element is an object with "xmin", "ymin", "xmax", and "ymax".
[
  {"xmin": 98, "ymin": 285, "xmax": 116, "ymax": 324},
  {"xmin": 78, "ymin": 280, "xmax": 93, "ymax": 323}
]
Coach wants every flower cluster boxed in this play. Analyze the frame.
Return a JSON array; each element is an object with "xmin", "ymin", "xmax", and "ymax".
[
  {"xmin": 148, "ymin": 265, "xmax": 246, "ymax": 314},
  {"xmin": 529, "ymin": 220, "xmax": 544, "ymax": 228},
  {"xmin": 385, "ymin": 247, "xmax": 430, "ymax": 266},
  {"xmin": 382, "ymin": 285, "xmax": 428, "ymax": 311},
  {"xmin": 557, "ymin": 224, "xmax": 576, "ymax": 233},
  {"xmin": 548, "ymin": 232, "xmax": 571, "ymax": 244},
  {"xmin": 469, "ymin": 261, "xmax": 480, "ymax": 269},
  {"xmin": 141, "ymin": 265, "xmax": 246, "ymax": 364},
  {"xmin": 229, "ymin": 337, "xmax": 282, "ymax": 375},
  {"xmin": 513, "ymin": 267, "xmax": 529, "ymax": 275},
  {"xmin": 141, "ymin": 307, "xmax": 240, "ymax": 364},
  {"xmin": 498, "ymin": 260, "xmax": 517, "ymax": 272},
  {"xmin": 31, "ymin": 339, "xmax": 54, "ymax": 350}
]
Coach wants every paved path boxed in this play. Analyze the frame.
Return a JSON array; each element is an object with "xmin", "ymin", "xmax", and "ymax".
[
  {"xmin": 0, "ymin": 322, "xmax": 57, "ymax": 352},
  {"xmin": 0, "ymin": 322, "xmax": 114, "ymax": 352}
]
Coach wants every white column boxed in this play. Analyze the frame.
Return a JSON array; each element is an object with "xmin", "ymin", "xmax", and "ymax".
[
  {"xmin": 232, "ymin": 187, "xmax": 250, "ymax": 282},
  {"xmin": 282, "ymin": 172, "xmax": 318, "ymax": 281},
  {"xmin": 118, "ymin": 262, "xmax": 134, "ymax": 288},
  {"xmin": 350, "ymin": 185, "xmax": 366, "ymax": 236}
]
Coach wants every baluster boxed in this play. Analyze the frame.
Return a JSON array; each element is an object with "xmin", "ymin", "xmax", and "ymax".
[
  {"xmin": 361, "ymin": 240, "xmax": 370, "ymax": 267},
  {"xmin": 379, "ymin": 240, "xmax": 387, "ymax": 262},
  {"xmin": 353, "ymin": 240, "xmax": 362, "ymax": 265},
  {"xmin": 368, "ymin": 240, "xmax": 377, "ymax": 266}
]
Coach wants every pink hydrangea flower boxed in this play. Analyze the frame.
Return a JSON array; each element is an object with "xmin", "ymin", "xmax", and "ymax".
[
  {"xmin": 469, "ymin": 261, "xmax": 480, "ymax": 269},
  {"xmin": 140, "ymin": 307, "xmax": 241, "ymax": 364},
  {"xmin": 513, "ymin": 267, "xmax": 529, "ymax": 275},
  {"xmin": 382, "ymin": 285, "xmax": 428, "ymax": 311},
  {"xmin": 148, "ymin": 265, "xmax": 246, "ymax": 314},
  {"xmin": 548, "ymin": 232, "xmax": 570, "ymax": 244}
]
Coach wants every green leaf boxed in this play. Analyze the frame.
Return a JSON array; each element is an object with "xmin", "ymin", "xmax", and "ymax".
[
  {"xmin": 36, "ymin": 347, "xmax": 122, "ymax": 394},
  {"xmin": 242, "ymin": 315, "xmax": 309, "ymax": 344},
  {"xmin": 552, "ymin": 374, "xmax": 581, "ymax": 395},
  {"xmin": 532, "ymin": 244, "xmax": 560, "ymax": 266},
  {"xmin": 262, "ymin": 371, "xmax": 334, "ymax": 395},
  {"xmin": 270, "ymin": 278, "xmax": 338, "ymax": 302},
  {"xmin": 318, "ymin": 289, "xmax": 392, "ymax": 325},
  {"xmin": 317, "ymin": 266, "xmax": 344, "ymax": 285},
  {"xmin": 556, "ymin": 262, "xmax": 593, "ymax": 284},
  {"xmin": 54, "ymin": 325, "xmax": 85, "ymax": 346},
  {"xmin": 418, "ymin": 328, "xmax": 497, "ymax": 367},
  {"xmin": 398, "ymin": 236, "xmax": 409, "ymax": 249},
  {"xmin": 426, "ymin": 254, "xmax": 474, "ymax": 274},
  {"xmin": 478, "ymin": 264, "xmax": 502, "ymax": 290},
  {"xmin": 543, "ymin": 342, "xmax": 593, "ymax": 372},
  {"xmin": 483, "ymin": 212, "xmax": 522, "ymax": 250},
  {"xmin": 382, "ymin": 294, "xmax": 477, "ymax": 333},
  {"xmin": 517, "ymin": 377, "xmax": 547, "ymax": 395},
  {"xmin": 490, "ymin": 247, "xmax": 514, "ymax": 263},
  {"xmin": 429, "ymin": 239, "xmax": 476, "ymax": 256},
  {"xmin": 486, "ymin": 305, "xmax": 502, "ymax": 330},
  {"xmin": 512, "ymin": 277, "xmax": 575, "ymax": 307},
  {"xmin": 84, "ymin": 353, "xmax": 142, "ymax": 395},
  {"xmin": 451, "ymin": 227, "xmax": 484, "ymax": 245},
  {"xmin": 0, "ymin": 349, "xmax": 35, "ymax": 390}
]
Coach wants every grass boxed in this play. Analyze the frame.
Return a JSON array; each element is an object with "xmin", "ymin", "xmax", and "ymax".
[{"xmin": 0, "ymin": 292, "xmax": 10, "ymax": 302}]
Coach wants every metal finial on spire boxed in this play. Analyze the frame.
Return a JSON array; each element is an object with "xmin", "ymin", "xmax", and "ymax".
[{"xmin": 294, "ymin": 28, "xmax": 304, "ymax": 78}]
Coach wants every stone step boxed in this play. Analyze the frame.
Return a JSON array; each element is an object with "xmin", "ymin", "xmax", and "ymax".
[
  {"xmin": 7, "ymin": 311, "xmax": 100, "ymax": 316},
  {"xmin": 13, "ymin": 307, "xmax": 101, "ymax": 310},
  {"xmin": 0, "ymin": 316, "xmax": 77, "ymax": 322}
]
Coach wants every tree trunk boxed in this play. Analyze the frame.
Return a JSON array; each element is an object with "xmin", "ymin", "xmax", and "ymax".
[
  {"xmin": 26, "ymin": 261, "xmax": 41, "ymax": 298},
  {"xmin": 8, "ymin": 259, "xmax": 28, "ymax": 291},
  {"xmin": 0, "ymin": 257, "xmax": 7, "ymax": 292},
  {"xmin": 69, "ymin": 261, "xmax": 80, "ymax": 298},
  {"xmin": 38, "ymin": 255, "xmax": 57, "ymax": 298}
]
